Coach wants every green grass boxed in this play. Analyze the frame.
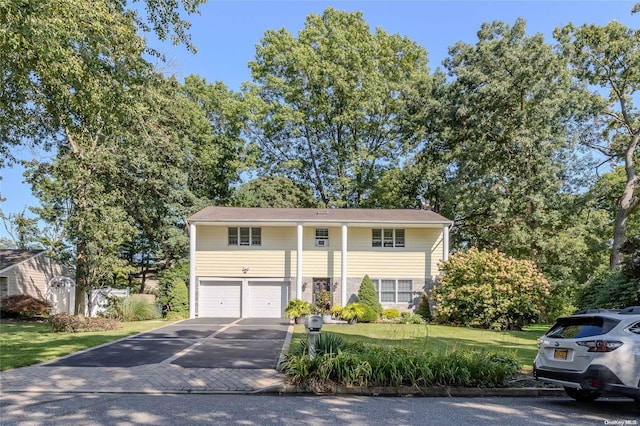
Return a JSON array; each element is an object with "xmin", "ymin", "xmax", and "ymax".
[
  {"xmin": 0, "ymin": 319, "xmax": 174, "ymax": 371},
  {"xmin": 292, "ymin": 323, "xmax": 549, "ymax": 372}
]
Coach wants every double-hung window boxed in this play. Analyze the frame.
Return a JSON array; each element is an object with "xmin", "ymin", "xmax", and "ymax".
[
  {"xmin": 372, "ymin": 229, "xmax": 405, "ymax": 248},
  {"xmin": 373, "ymin": 278, "xmax": 413, "ymax": 303},
  {"xmin": 228, "ymin": 227, "xmax": 261, "ymax": 246}
]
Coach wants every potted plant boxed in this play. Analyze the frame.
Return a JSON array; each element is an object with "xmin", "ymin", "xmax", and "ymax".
[
  {"xmin": 315, "ymin": 290, "xmax": 333, "ymax": 323},
  {"xmin": 284, "ymin": 299, "xmax": 312, "ymax": 324}
]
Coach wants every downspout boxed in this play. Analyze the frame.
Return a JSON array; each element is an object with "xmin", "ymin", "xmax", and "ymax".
[
  {"xmin": 443, "ymin": 225, "xmax": 450, "ymax": 262},
  {"xmin": 297, "ymin": 223, "xmax": 303, "ymax": 299},
  {"xmin": 189, "ymin": 222, "xmax": 196, "ymax": 318},
  {"xmin": 341, "ymin": 223, "xmax": 348, "ymax": 306}
]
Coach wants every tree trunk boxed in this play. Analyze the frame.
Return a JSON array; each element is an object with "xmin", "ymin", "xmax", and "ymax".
[{"xmin": 610, "ymin": 133, "xmax": 639, "ymax": 268}]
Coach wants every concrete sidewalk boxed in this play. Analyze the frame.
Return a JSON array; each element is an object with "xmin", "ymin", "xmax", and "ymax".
[{"xmin": 0, "ymin": 364, "xmax": 285, "ymax": 394}]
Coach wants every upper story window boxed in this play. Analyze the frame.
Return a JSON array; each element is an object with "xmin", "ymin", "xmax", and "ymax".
[
  {"xmin": 372, "ymin": 228, "xmax": 405, "ymax": 248},
  {"xmin": 315, "ymin": 228, "xmax": 329, "ymax": 247},
  {"xmin": 228, "ymin": 227, "xmax": 261, "ymax": 246}
]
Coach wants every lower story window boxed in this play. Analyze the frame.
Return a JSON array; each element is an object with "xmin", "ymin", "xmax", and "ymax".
[
  {"xmin": 0, "ymin": 277, "xmax": 7, "ymax": 299},
  {"xmin": 373, "ymin": 278, "xmax": 413, "ymax": 303}
]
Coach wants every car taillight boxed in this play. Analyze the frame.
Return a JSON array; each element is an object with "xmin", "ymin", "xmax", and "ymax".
[{"xmin": 576, "ymin": 340, "xmax": 623, "ymax": 352}]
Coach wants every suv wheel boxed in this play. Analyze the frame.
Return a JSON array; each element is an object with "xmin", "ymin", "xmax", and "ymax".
[{"xmin": 564, "ymin": 387, "xmax": 601, "ymax": 402}]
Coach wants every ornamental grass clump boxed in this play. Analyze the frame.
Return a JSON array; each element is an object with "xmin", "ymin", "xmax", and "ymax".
[{"xmin": 281, "ymin": 337, "xmax": 520, "ymax": 391}]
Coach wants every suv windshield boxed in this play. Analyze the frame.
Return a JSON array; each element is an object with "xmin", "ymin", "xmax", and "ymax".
[{"xmin": 545, "ymin": 316, "xmax": 620, "ymax": 339}]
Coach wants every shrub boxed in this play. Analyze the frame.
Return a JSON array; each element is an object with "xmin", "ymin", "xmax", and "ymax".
[
  {"xmin": 297, "ymin": 332, "xmax": 347, "ymax": 356},
  {"xmin": 157, "ymin": 261, "xmax": 190, "ymax": 318},
  {"xmin": 340, "ymin": 303, "xmax": 366, "ymax": 322},
  {"xmin": 399, "ymin": 312, "xmax": 427, "ymax": 324},
  {"xmin": 120, "ymin": 297, "xmax": 161, "ymax": 321},
  {"xmin": 329, "ymin": 305, "xmax": 343, "ymax": 318},
  {"xmin": 49, "ymin": 313, "xmax": 120, "ymax": 332},
  {"xmin": 358, "ymin": 305, "xmax": 379, "ymax": 323},
  {"xmin": 575, "ymin": 267, "xmax": 639, "ymax": 310},
  {"xmin": 382, "ymin": 308, "xmax": 400, "ymax": 320},
  {"xmin": 433, "ymin": 248, "xmax": 551, "ymax": 331},
  {"xmin": 281, "ymin": 340, "xmax": 521, "ymax": 389},
  {"xmin": 415, "ymin": 291, "xmax": 432, "ymax": 321},
  {"xmin": 356, "ymin": 275, "xmax": 382, "ymax": 317},
  {"xmin": 0, "ymin": 294, "xmax": 51, "ymax": 318}
]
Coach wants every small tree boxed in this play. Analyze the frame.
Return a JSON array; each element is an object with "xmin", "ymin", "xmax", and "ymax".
[
  {"xmin": 357, "ymin": 275, "xmax": 383, "ymax": 317},
  {"xmin": 433, "ymin": 248, "xmax": 551, "ymax": 330},
  {"xmin": 415, "ymin": 291, "xmax": 432, "ymax": 321},
  {"xmin": 157, "ymin": 261, "xmax": 190, "ymax": 319}
]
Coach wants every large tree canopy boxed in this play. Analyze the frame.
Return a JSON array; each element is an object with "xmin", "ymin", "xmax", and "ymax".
[
  {"xmin": 246, "ymin": 7, "xmax": 432, "ymax": 207},
  {"xmin": 555, "ymin": 20, "xmax": 640, "ymax": 268}
]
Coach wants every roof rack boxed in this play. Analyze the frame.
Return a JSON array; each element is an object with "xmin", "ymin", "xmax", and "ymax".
[
  {"xmin": 573, "ymin": 308, "xmax": 612, "ymax": 315},
  {"xmin": 619, "ymin": 306, "xmax": 640, "ymax": 315}
]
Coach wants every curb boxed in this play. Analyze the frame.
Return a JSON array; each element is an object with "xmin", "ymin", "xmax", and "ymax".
[{"xmin": 263, "ymin": 384, "xmax": 567, "ymax": 397}]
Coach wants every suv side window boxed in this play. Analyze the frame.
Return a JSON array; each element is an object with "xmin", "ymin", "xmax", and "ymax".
[{"xmin": 628, "ymin": 321, "xmax": 640, "ymax": 335}]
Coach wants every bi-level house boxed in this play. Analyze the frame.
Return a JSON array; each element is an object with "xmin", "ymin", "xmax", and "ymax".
[{"xmin": 187, "ymin": 207, "xmax": 452, "ymax": 318}]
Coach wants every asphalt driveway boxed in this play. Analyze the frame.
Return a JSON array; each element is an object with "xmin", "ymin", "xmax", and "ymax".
[{"xmin": 46, "ymin": 318, "xmax": 291, "ymax": 370}]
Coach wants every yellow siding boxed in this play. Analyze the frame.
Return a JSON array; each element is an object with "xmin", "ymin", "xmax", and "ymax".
[{"xmin": 195, "ymin": 225, "xmax": 444, "ymax": 279}]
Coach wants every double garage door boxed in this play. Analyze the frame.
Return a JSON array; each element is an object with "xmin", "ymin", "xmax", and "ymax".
[{"xmin": 199, "ymin": 279, "xmax": 289, "ymax": 318}]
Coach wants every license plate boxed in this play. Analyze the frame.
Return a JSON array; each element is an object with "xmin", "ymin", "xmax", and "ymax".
[{"xmin": 554, "ymin": 349, "xmax": 568, "ymax": 360}]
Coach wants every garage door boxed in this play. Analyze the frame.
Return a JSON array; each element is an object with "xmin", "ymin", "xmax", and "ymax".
[
  {"xmin": 199, "ymin": 281, "xmax": 241, "ymax": 317},
  {"xmin": 247, "ymin": 281, "xmax": 288, "ymax": 318}
]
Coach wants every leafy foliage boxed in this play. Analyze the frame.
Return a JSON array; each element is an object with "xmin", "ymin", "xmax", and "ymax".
[
  {"xmin": 0, "ymin": 294, "xmax": 51, "ymax": 318},
  {"xmin": 285, "ymin": 299, "xmax": 313, "ymax": 319},
  {"xmin": 104, "ymin": 296, "xmax": 160, "ymax": 322},
  {"xmin": 246, "ymin": 7, "xmax": 431, "ymax": 207},
  {"xmin": 399, "ymin": 312, "xmax": 427, "ymax": 325},
  {"xmin": 281, "ymin": 340, "xmax": 521, "ymax": 389},
  {"xmin": 157, "ymin": 261, "xmax": 190, "ymax": 318},
  {"xmin": 574, "ymin": 267, "xmax": 640, "ymax": 310},
  {"xmin": 415, "ymin": 291, "xmax": 432, "ymax": 321},
  {"xmin": 382, "ymin": 308, "xmax": 400, "ymax": 320},
  {"xmin": 231, "ymin": 176, "xmax": 320, "ymax": 208},
  {"xmin": 356, "ymin": 275, "xmax": 382, "ymax": 317},
  {"xmin": 433, "ymin": 248, "xmax": 551, "ymax": 330}
]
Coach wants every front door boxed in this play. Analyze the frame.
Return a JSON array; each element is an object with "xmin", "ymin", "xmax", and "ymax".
[{"xmin": 312, "ymin": 278, "xmax": 330, "ymax": 304}]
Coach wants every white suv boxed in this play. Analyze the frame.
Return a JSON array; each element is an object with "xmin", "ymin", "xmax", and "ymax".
[{"xmin": 533, "ymin": 306, "xmax": 640, "ymax": 408}]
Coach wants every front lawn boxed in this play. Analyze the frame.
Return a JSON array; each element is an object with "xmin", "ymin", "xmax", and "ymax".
[
  {"xmin": 0, "ymin": 319, "xmax": 174, "ymax": 371},
  {"xmin": 292, "ymin": 322, "xmax": 548, "ymax": 372}
]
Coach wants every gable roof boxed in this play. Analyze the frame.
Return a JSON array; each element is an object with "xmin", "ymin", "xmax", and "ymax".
[
  {"xmin": 0, "ymin": 249, "xmax": 45, "ymax": 272},
  {"xmin": 188, "ymin": 207, "xmax": 452, "ymax": 226}
]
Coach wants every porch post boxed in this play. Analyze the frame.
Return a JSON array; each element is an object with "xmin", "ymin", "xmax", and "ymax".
[
  {"xmin": 189, "ymin": 222, "xmax": 196, "ymax": 318},
  {"xmin": 341, "ymin": 223, "xmax": 348, "ymax": 306},
  {"xmin": 296, "ymin": 223, "xmax": 303, "ymax": 299},
  {"xmin": 443, "ymin": 225, "xmax": 450, "ymax": 262}
]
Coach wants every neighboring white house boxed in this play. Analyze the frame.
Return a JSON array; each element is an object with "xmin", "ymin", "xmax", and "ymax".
[
  {"xmin": 0, "ymin": 249, "xmax": 68, "ymax": 303},
  {"xmin": 187, "ymin": 207, "xmax": 452, "ymax": 319}
]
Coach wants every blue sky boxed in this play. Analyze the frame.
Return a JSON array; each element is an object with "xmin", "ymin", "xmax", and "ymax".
[{"xmin": 1, "ymin": 0, "xmax": 637, "ymax": 239}]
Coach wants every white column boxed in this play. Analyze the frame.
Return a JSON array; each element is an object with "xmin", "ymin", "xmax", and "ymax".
[
  {"xmin": 189, "ymin": 223, "xmax": 197, "ymax": 318},
  {"xmin": 443, "ymin": 225, "xmax": 450, "ymax": 262},
  {"xmin": 296, "ymin": 223, "xmax": 303, "ymax": 299},
  {"xmin": 341, "ymin": 223, "xmax": 348, "ymax": 306}
]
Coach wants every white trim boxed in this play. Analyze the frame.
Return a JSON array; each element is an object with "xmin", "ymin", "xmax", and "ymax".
[
  {"xmin": 443, "ymin": 225, "xmax": 450, "ymax": 262},
  {"xmin": 341, "ymin": 223, "xmax": 348, "ymax": 307},
  {"xmin": 189, "ymin": 223, "xmax": 196, "ymax": 319},
  {"xmin": 296, "ymin": 223, "xmax": 303, "ymax": 298}
]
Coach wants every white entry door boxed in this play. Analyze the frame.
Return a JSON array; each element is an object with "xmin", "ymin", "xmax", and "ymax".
[
  {"xmin": 246, "ymin": 281, "xmax": 288, "ymax": 318},
  {"xmin": 199, "ymin": 281, "xmax": 242, "ymax": 317}
]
